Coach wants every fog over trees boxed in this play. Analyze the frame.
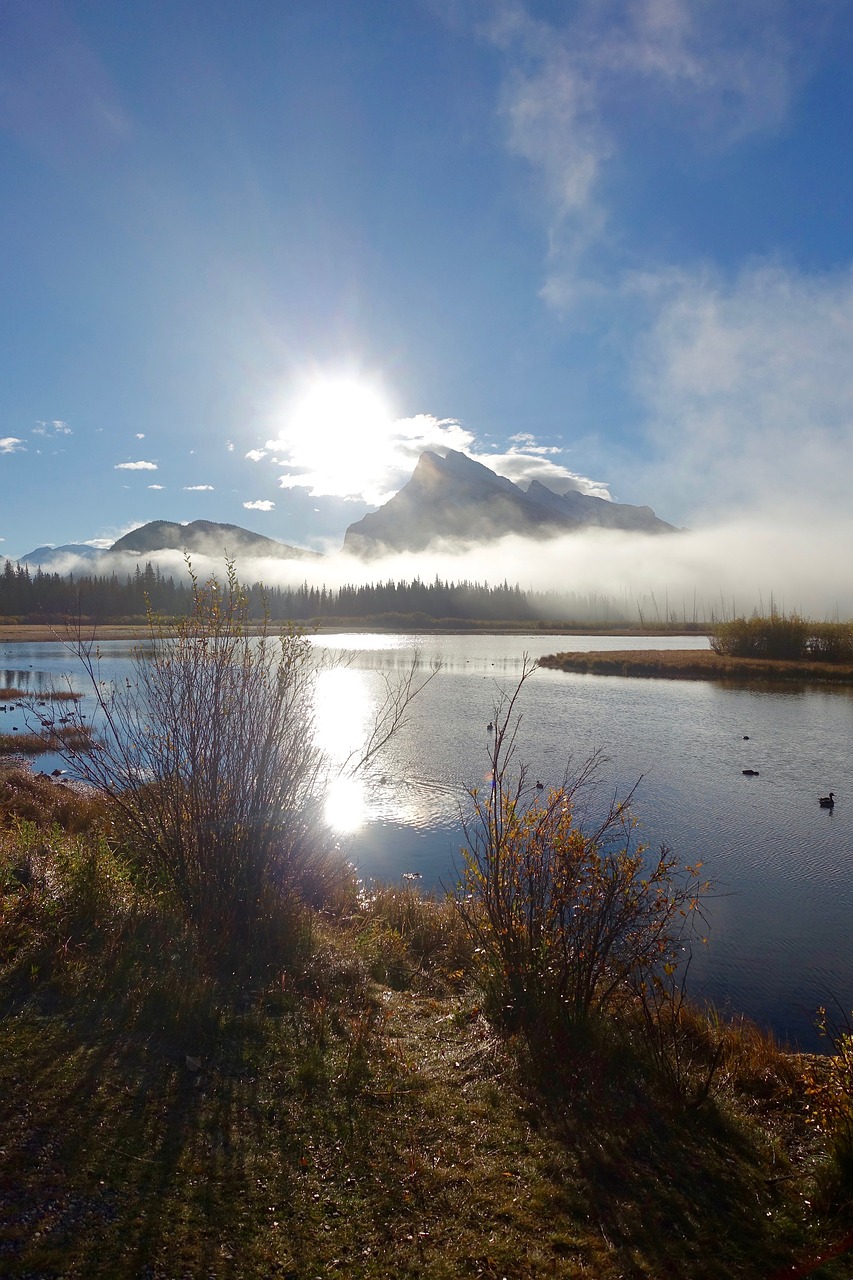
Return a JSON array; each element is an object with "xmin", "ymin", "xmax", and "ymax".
[{"xmin": 1, "ymin": 559, "xmax": 642, "ymax": 626}]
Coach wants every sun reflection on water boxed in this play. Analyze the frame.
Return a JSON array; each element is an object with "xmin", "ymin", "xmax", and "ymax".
[
  {"xmin": 314, "ymin": 665, "xmax": 372, "ymax": 832},
  {"xmin": 323, "ymin": 773, "xmax": 367, "ymax": 834}
]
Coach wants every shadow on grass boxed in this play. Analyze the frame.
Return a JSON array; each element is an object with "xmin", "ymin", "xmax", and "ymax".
[
  {"xmin": 0, "ymin": 1000, "xmax": 309, "ymax": 1280},
  {"xmin": 518, "ymin": 1034, "xmax": 853, "ymax": 1280}
]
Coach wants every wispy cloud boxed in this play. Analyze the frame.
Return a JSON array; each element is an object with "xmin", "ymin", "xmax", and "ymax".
[
  {"xmin": 629, "ymin": 261, "xmax": 853, "ymax": 522},
  {"xmin": 148, "ymin": 483, "xmax": 164, "ymax": 490},
  {"xmin": 32, "ymin": 419, "xmax": 71, "ymax": 437},
  {"xmin": 268, "ymin": 407, "xmax": 606, "ymax": 507},
  {"xmin": 479, "ymin": 0, "xmax": 806, "ymax": 310},
  {"xmin": 115, "ymin": 459, "xmax": 157, "ymax": 470},
  {"xmin": 245, "ymin": 449, "xmax": 268, "ymax": 462},
  {"xmin": 183, "ymin": 484, "xmax": 214, "ymax": 491},
  {"xmin": 473, "ymin": 442, "xmax": 612, "ymax": 499},
  {"xmin": 244, "ymin": 499, "xmax": 275, "ymax": 511},
  {"xmin": 0, "ymin": 437, "xmax": 25, "ymax": 454},
  {"xmin": 135, "ymin": 432, "xmax": 145, "ymax": 439}
]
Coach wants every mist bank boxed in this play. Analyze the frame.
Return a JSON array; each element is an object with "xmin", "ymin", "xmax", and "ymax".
[{"xmin": 8, "ymin": 512, "xmax": 853, "ymax": 622}]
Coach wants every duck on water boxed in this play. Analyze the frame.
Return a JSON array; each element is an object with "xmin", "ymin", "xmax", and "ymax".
[{"xmin": 819, "ymin": 792, "xmax": 836, "ymax": 808}]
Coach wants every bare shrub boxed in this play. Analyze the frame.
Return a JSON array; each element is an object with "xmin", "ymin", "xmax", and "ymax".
[
  {"xmin": 40, "ymin": 561, "xmax": 433, "ymax": 945},
  {"xmin": 457, "ymin": 662, "xmax": 710, "ymax": 1051}
]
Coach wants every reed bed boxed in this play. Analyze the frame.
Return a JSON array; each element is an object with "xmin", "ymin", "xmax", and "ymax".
[
  {"xmin": 539, "ymin": 648, "xmax": 853, "ymax": 683},
  {"xmin": 0, "ymin": 725, "xmax": 95, "ymax": 755},
  {"xmin": 0, "ymin": 688, "xmax": 81, "ymax": 701}
]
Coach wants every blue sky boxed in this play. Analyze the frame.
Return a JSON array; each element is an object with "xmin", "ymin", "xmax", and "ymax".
[{"xmin": 2, "ymin": 0, "xmax": 853, "ymax": 603}]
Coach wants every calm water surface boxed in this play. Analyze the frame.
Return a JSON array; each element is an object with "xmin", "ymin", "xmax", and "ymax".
[{"xmin": 2, "ymin": 632, "xmax": 851, "ymax": 1051}]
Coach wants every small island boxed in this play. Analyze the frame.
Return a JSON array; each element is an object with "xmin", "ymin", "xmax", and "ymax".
[
  {"xmin": 540, "ymin": 614, "xmax": 853, "ymax": 684},
  {"xmin": 538, "ymin": 648, "xmax": 853, "ymax": 684}
]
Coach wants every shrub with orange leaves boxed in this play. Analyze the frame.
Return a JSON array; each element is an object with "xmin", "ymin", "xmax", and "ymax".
[{"xmin": 456, "ymin": 661, "xmax": 710, "ymax": 1042}]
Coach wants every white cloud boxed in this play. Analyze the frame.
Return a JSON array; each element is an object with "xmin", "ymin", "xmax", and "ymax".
[
  {"xmin": 148, "ymin": 483, "xmax": 164, "ymax": 490},
  {"xmin": 480, "ymin": 0, "xmax": 805, "ymax": 310},
  {"xmin": 630, "ymin": 261, "xmax": 853, "ymax": 521},
  {"xmin": 115, "ymin": 459, "xmax": 157, "ymax": 470},
  {"xmin": 135, "ymin": 432, "xmax": 145, "ymax": 439},
  {"xmin": 32, "ymin": 419, "xmax": 72, "ymax": 436},
  {"xmin": 272, "ymin": 412, "xmax": 477, "ymax": 505},
  {"xmin": 474, "ymin": 446, "xmax": 612, "ymax": 499},
  {"xmin": 243, "ymin": 499, "xmax": 275, "ymax": 511},
  {"xmin": 0, "ymin": 437, "xmax": 25, "ymax": 454},
  {"xmin": 226, "ymin": 441, "xmax": 235, "ymax": 452},
  {"xmin": 245, "ymin": 448, "xmax": 268, "ymax": 462},
  {"xmin": 264, "ymin": 399, "xmax": 607, "ymax": 507},
  {"xmin": 183, "ymin": 484, "xmax": 214, "ymax": 491}
]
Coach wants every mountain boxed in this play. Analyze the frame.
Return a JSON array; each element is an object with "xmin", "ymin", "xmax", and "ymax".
[
  {"xmin": 343, "ymin": 450, "xmax": 676, "ymax": 555},
  {"xmin": 18, "ymin": 544, "xmax": 109, "ymax": 568},
  {"xmin": 20, "ymin": 521, "xmax": 321, "ymax": 569},
  {"xmin": 110, "ymin": 520, "xmax": 320, "ymax": 560}
]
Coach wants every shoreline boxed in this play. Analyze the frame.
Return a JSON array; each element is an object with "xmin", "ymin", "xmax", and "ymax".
[
  {"xmin": 0, "ymin": 622, "xmax": 708, "ymax": 642},
  {"xmin": 538, "ymin": 648, "xmax": 853, "ymax": 684}
]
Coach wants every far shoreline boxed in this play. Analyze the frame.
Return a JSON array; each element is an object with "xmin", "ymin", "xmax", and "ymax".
[{"xmin": 0, "ymin": 622, "xmax": 710, "ymax": 643}]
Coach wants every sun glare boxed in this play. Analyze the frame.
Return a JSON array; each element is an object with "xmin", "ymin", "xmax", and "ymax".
[{"xmin": 281, "ymin": 376, "xmax": 397, "ymax": 500}]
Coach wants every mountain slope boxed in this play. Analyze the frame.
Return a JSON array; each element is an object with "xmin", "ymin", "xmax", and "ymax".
[
  {"xmin": 343, "ymin": 450, "xmax": 676, "ymax": 555},
  {"xmin": 20, "ymin": 521, "xmax": 320, "ymax": 569},
  {"xmin": 18, "ymin": 544, "xmax": 106, "ymax": 568},
  {"xmin": 110, "ymin": 520, "xmax": 320, "ymax": 560}
]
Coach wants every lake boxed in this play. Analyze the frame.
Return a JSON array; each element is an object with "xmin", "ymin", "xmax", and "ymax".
[{"xmin": 2, "ymin": 631, "xmax": 852, "ymax": 1051}]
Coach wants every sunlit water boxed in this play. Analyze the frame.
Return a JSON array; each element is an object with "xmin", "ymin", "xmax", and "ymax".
[{"xmin": 2, "ymin": 632, "xmax": 852, "ymax": 1050}]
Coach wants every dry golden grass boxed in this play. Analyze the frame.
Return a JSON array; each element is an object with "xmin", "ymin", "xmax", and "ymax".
[
  {"xmin": 539, "ymin": 649, "xmax": 853, "ymax": 684},
  {"xmin": 0, "ymin": 624, "xmax": 150, "ymax": 641},
  {"xmin": 2, "ymin": 807, "xmax": 853, "ymax": 1279},
  {"xmin": 0, "ymin": 725, "xmax": 95, "ymax": 756},
  {"xmin": 0, "ymin": 688, "xmax": 80, "ymax": 701}
]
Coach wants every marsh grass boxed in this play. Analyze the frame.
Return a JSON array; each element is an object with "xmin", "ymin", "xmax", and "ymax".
[
  {"xmin": 0, "ymin": 687, "xmax": 80, "ymax": 701},
  {"xmin": 0, "ymin": 763, "xmax": 109, "ymax": 831},
  {"xmin": 0, "ymin": 724, "xmax": 95, "ymax": 755},
  {"xmin": 539, "ymin": 649, "xmax": 853, "ymax": 684},
  {"xmin": 2, "ymin": 783, "xmax": 853, "ymax": 1276},
  {"xmin": 356, "ymin": 882, "xmax": 476, "ymax": 990}
]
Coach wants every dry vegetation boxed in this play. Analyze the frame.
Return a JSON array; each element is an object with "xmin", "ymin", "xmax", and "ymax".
[
  {"xmin": 1, "ymin": 770, "xmax": 852, "ymax": 1278},
  {"xmin": 538, "ymin": 648, "xmax": 853, "ymax": 684},
  {"xmin": 540, "ymin": 614, "xmax": 853, "ymax": 684},
  {"xmin": 2, "ymin": 582, "xmax": 853, "ymax": 1277},
  {"xmin": 0, "ymin": 726, "xmax": 95, "ymax": 756}
]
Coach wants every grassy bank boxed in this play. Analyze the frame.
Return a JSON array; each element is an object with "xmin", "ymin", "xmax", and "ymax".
[
  {"xmin": 0, "ymin": 621, "xmax": 711, "ymax": 643},
  {"xmin": 538, "ymin": 649, "xmax": 853, "ymax": 684},
  {"xmin": 2, "ymin": 766, "xmax": 852, "ymax": 1279}
]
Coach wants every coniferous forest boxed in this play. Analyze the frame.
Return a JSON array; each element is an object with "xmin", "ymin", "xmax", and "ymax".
[{"xmin": 0, "ymin": 558, "xmax": 651, "ymax": 627}]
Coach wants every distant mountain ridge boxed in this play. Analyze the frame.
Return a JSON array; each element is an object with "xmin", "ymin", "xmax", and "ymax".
[
  {"xmin": 19, "ymin": 544, "xmax": 106, "ymax": 567},
  {"xmin": 18, "ymin": 457, "xmax": 676, "ymax": 569},
  {"xmin": 344, "ymin": 449, "xmax": 676, "ymax": 555},
  {"xmin": 19, "ymin": 520, "xmax": 320, "ymax": 568},
  {"xmin": 111, "ymin": 520, "xmax": 320, "ymax": 560}
]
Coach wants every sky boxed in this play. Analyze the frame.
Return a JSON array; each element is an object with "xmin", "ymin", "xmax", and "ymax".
[{"xmin": 2, "ymin": 0, "xmax": 853, "ymax": 611}]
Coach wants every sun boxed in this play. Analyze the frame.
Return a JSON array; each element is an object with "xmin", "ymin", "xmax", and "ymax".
[{"xmin": 278, "ymin": 375, "xmax": 398, "ymax": 501}]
